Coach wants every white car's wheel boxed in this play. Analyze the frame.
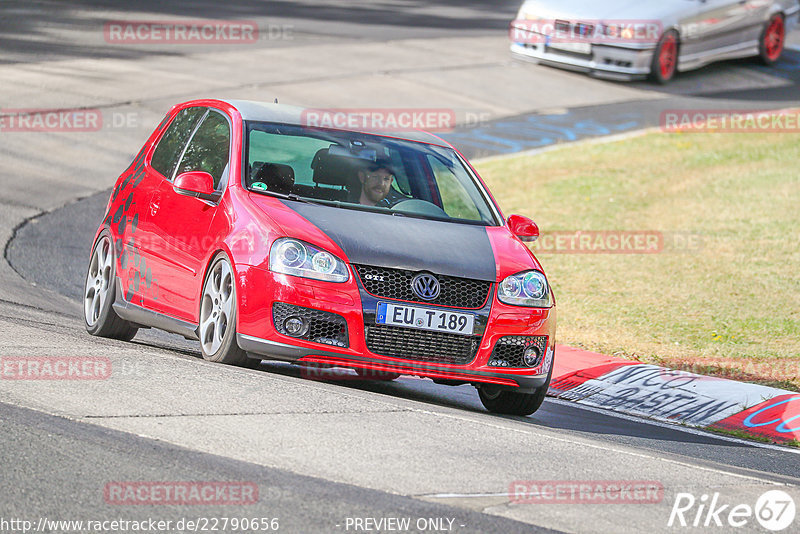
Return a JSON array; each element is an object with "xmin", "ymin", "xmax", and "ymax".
[
  {"xmin": 759, "ymin": 14, "xmax": 785, "ymax": 65},
  {"xmin": 649, "ymin": 30, "xmax": 679, "ymax": 84}
]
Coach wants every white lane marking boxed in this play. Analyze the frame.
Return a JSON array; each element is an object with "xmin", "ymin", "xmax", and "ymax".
[{"xmin": 423, "ymin": 492, "xmax": 509, "ymax": 499}]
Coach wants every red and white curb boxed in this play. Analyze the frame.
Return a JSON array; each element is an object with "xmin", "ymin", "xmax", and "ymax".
[{"xmin": 549, "ymin": 345, "xmax": 800, "ymax": 444}]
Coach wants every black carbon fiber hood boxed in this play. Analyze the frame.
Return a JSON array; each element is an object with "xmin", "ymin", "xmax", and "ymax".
[{"xmin": 283, "ymin": 202, "xmax": 498, "ymax": 282}]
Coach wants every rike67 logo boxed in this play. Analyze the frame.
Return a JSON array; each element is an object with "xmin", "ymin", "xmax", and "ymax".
[{"xmin": 669, "ymin": 490, "xmax": 796, "ymax": 531}]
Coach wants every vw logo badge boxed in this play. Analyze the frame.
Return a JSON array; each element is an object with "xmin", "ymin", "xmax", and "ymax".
[{"xmin": 411, "ymin": 273, "xmax": 440, "ymax": 301}]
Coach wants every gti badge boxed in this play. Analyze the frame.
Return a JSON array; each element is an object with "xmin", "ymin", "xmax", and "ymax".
[{"xmin": 412, "ymin": 273, "xmax": 440, "ymax": 301}]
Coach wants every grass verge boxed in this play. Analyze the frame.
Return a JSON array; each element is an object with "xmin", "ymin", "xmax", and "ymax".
[{"xmin": 476, "ymin": 131, "xmax": 799, "ymax": 391}]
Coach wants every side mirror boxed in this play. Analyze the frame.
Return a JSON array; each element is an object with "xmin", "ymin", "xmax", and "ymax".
[
  {"xmin": 507, "ymin": 214, "xmax": 539, "ymax": 243},
  {"xmin": 173, "ymin": 171, "xmax": 221, "ymax": 202}
]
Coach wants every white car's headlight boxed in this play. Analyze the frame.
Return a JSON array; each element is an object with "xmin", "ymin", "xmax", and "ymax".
[
  {"xmin": 516, "ymin": 4, "xmax": 541, "ymax": 21},
  {"xmin": 269, "ymin": 238, "xmax": 349, "ymax": 283},
  {"xmin": 498, "ymin": 270, "xmax": 552, "ymax": 307}
]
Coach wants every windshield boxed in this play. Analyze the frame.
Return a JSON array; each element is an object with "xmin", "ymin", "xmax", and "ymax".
[{"xmin": 243, "ymin": 121, "xmax": 498, "ymax": 225}]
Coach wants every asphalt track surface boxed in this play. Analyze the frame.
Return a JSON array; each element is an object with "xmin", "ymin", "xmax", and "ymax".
[
  {"xmin": 8, "ymin": 189, "xmax": 800, "ymax": 479},
  {"xmin": 1, "ymin": 402, "xmax": 559, "ymax": 534},
  {"xmin": 3, "ymin": 2, "xmax": 800, "ymax": 533}
]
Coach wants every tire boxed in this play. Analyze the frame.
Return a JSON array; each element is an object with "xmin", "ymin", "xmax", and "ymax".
[
  {"xmin": 355, "ymin": 368, "xmax": 400, "ymax": 381},
  {"xmin": 478, "ymin": 360, "xmax": 553, "ymax": 416},
  {"xmin": 758, "ymin": 14, "xmax": 785, "ymax": 66},
  {"xmin": 198, "ymin": 253, "xmax": 257, "ymax": 367},
  {"xmin": 649, "ymin": 30, "xmax": 679, "ymax": 84},
  {"xmin": 84, "ymin": 234, "xmax": 138, "ymax": 341}
]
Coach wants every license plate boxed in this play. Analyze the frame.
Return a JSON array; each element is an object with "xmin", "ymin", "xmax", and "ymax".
[
  {"xmin": 376, "ymin": 302, "xmax": 475, "ymax": 336},
  {"xmin": 548, "ymin": 41, "xmax": 591, "ymax": 55}
]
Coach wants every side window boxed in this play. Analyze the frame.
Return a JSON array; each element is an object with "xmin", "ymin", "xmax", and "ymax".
[
  {"xmin": 150, "ymin": 107, "xmax": 205, "ymax": 179},
  {"xmin": 175, "ymin": 111, "xmax": 231, "ymax": 189},
  {"xmin": 248, "ymin": 130, "xmax": 331, "ymax": 185},
  {"xmin": 427, "ymin": 155, "xmax": 481, "ymax": 221}
]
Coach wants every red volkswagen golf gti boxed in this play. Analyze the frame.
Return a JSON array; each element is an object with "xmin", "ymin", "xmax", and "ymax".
[{"xmin": 85, "ymin": 99, "xmax": 556, "ymax": 415}]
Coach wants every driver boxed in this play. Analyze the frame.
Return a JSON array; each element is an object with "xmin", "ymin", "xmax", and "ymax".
[{"xmin": 357, "ymin": 158, "xmax": 398, "ymax": 208}]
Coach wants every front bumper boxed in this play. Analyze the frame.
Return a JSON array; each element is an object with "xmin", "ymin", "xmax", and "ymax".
[
  {"xmin": 237, "ymin": 333, "xmax": 553, "ymax": 391},
  {"xmin": 510, "ymin": 41, "xmax": 656, "ymax": 80},
  {"xmin": 235, "ymin": 265, "xmax": 556, "ymax": 392}
]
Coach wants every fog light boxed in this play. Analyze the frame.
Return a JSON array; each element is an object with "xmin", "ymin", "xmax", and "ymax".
[
  {"xmin": 523, "ymin": 345, "xmax": 541, "ymax": 367},
  {"xmin": 284, "ymin": 316, "xmax": 308, "ymax": 337}
]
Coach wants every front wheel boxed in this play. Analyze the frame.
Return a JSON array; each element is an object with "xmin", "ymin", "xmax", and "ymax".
[
  {"xmin": 198, "ymin": 254, "xmax": 257, "ymax": 367},
  {"xmin": 758, "ymin": 14, "xmax": 785, "ymax": 66},
  {"xmin": 478, "ymin": 361, "xmax": 553, "ymax": 416},
  {"xmin": 649, "ymin": 30, "xmax": 679, "ymax": 84},
  {"xmin": 84, "ymin": 234, "xmax": 138, "ymax": 340}
]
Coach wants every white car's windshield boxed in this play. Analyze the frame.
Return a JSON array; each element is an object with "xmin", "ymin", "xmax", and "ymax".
[{"xmin": 244, "ymin": 122, "xmax": 498, "ymax": 225}]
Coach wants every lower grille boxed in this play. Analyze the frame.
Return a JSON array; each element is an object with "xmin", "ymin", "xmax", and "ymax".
[
  {"xmin": 365, "ymin": 324, "xmax": 480, "ymax": 365},
  {"xmin": 488, "ymin": 336, "xmax": 547, "ymax": 368},
  {"xmin": 273, "ymin": 302, "xmax": 349, "ymax": 348}
]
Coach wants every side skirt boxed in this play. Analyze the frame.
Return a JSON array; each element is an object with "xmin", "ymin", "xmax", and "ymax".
[{"xmin": 112, "ymin": 279, "xmax": 199, "ymax": 341}]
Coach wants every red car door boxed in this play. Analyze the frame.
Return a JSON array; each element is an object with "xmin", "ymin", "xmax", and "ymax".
[
  {"xmin": 123, "ymin": 106, "xmax": 206, "ymax": 311},
  {"xmin": 112, "ymin": 106, "xmax": 205, "ymax": 308},
  {"xmin": 142, "ymin": 109, "xmax": 232, "ymax": 323}
]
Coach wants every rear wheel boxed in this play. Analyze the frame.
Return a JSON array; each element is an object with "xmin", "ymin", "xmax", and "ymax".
[
  {"xmin": 759, "ymin": 14, "xmax": 785, "ymax": 65},
  {"xmin": 198, "ymin": 254, "xmax": 257, "ymax": 367},
  {"xmin": 84, "ymin": 234, "xmax": 138, "ymax": 340},
  {"xmin": 478, "ymin": 361, "xmax": 553, "ymax": 416},
  {"xmin": 649, "ymin": 30, "xmax": 679, "ymax": 84}
]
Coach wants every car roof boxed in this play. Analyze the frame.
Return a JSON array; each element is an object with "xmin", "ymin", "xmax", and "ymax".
[{"xmin": 222, "ymin": 99, "xmax": 451, "ymax": 147}]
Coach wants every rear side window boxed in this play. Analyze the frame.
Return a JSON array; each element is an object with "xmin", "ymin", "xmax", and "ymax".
[
  {"xmin": 150, "ymin": 107, "xmax": 205, "ymax": 179},
  {"xmin": 175, "ymin": 111, "xmax": 231, "ymax": 189}
]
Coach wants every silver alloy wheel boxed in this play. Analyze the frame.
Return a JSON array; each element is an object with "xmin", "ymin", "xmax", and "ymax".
[
  {"xmin": 199, "ymin": 259, "xmax": 234, "ymax": 356},
  {"xmin": 84, "ymin": 236, "xmax": 113, "ymax": 327}
]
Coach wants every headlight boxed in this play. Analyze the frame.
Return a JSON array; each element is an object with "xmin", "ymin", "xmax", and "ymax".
[
  {"xmin": 498, "ymin": 270, "xmax": 552, "ymax": 307},
  {"xmin": 516, "ymin": 4, "xmax": 538, "ymax": 21},
  {"xmin": 269, "ymin": 238, "xmax": 349, "ymax": 283},
  {"xmin": 600, "ymin": 23, "xmax": 619, "ymax": 39}
]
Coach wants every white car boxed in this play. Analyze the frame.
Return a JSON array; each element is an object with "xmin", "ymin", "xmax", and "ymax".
[{"xmin": 510, "ymin": 0, "xmax": 799, "ymax": 83}]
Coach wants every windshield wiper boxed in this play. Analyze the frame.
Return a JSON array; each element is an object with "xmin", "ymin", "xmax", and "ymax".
[{"xmin": 252, "ymin": 189, "xmax": 324, "ymax": 206}]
